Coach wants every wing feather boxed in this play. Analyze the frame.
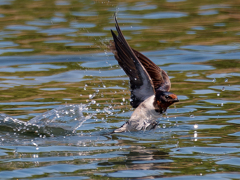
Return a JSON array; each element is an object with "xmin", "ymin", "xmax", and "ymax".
[
  {"xmin": 132, "ymin": 49, "xmax": 171, "ymax": 92},
  {"xmin": 110, "ymin": 16, "xmax": 155, "ymax": 108}
]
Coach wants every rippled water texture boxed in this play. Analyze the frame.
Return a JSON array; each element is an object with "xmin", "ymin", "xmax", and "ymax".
[{"xmin": 0, "ymin": 0, "xmax": 240, "ymax": 179}]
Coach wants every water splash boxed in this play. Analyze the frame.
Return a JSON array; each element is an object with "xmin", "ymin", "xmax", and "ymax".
[{"xmin": 0, "ymin": 103, "xmax": 95, "ymax": 136}]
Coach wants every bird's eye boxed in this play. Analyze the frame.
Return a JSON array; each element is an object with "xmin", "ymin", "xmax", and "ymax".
[{"xmin": 165, "ymin": 96, "xmax": 169, "ymax": 98}]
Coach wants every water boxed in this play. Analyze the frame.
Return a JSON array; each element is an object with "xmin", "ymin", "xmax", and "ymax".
[{"xmin": 0, "ymin": 0, "xmax": 240, "ymax": 179}]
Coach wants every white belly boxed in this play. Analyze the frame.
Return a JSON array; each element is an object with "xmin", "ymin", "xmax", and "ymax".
[{"xmin": 114, "ymin": 95, "xmax": 161, "ymax": 133}]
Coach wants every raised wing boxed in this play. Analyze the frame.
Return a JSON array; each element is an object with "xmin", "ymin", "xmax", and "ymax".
[
  {"xmin": 132, "ymin": 49, "xmax": 171, "ymax": 92},
  {"xmin": 110, "ymin": 15, "xmax": 155, "ymax": 108}
]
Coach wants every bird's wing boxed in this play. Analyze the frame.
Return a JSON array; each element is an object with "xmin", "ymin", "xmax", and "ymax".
[
  {"xmin": 132, "ymin": 49, "xmax": 171, "ymax": 92},
  {"xmin": 110, "ymin": 15, "xmax": 155, "ymax": 108}
]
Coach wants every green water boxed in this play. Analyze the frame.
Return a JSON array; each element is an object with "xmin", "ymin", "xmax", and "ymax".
[{"xmin": 0, "ymin": 0, "xmax": 239, "ymax": 179}]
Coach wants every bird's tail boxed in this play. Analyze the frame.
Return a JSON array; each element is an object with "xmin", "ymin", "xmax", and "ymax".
[{"xmin": 113, "ymin": 123, "xmax": 128, "ymax": 133}]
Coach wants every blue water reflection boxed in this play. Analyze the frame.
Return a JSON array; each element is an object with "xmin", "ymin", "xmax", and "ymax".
[{"xmin": 0, "ymin": 0, "xmax": 239, "ymax": 179}]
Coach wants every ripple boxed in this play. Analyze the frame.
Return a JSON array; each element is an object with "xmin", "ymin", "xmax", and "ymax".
[
  {"xmin": 229, "ymin": 132, "xmax": 240, "ymax": 136},
  {"xmin": 0, "ymin": 64, "xmax": 66, "ymax": 72},
  {"xmin": 171, "ymin": 146, "xmax": 240, "ymax": 155},
  {"xmin": 211, "ymin": 143, "xmax": 240, "ymax": 147},
  {"xmin": 214, "ymin": 23, "xmax": 226, "ymax": 27},
  {"xmin": 217, "ymin": 158, "xmax": 240, "ymax": 166},
  {"xmin": 107, "ymin": 169, "xmax": 170, "ymax": 178},
  {"xmin": 51, "ymin": 17, "xmax": 67, "ymax": 23},
  {"xmin": 0, "ymin": 163, "xmax": 96, "ymax": 179},
  {"xmin": 81, "ymin": 60, "xmax": 117, "ymax": 68},
  {"xmin": 209, "ymin": 85, "xmax": 240, "ymax": 91},
  {"xmin": 40, "ymin": 88, "xmax": 66, "ymax": 91},
  {"xmin": 205, "ymin": 110, "xmax": 226, "ymax": 114},
  {"xmin": 0, "ymin": 41, "xmax": 18, "ymax": 48},
  {"xmin": 55, "ymin": 1, "xmax": 70, "ymax": 5},
  {"xmin": 143, "ymin": 11, "xmax": 188, "ymax": 19},
  {"xmin": 0, "ymin": 48, "xmax": 33, "ymax": 55},
  {"xmin": 186, "ymin": 31, "xmax": 195, "ymax": 34},
  {"xmin": 200, "ymin": 4, "xmax": 230, "ymax": 10},
  {"xmin": 117, "ymin": 13, "xmax": 143, "ymax": 19},
  {"xmin": 227, "ymin": 119, "xmax": 240, "ymax": 124},
  {"xmin": 6, "ymin": 25, "xmax": 40, "ymax": 31},
  {"xmin": 44, "ymin": 40, "xmax": 74, "ymax": 43},
  {"xmin": 156, "ymin": 173, "xmax": 240, "ymax": 180},
  {"xmin": 207, "ymin": 73, "xmax": 240, "ymax": 78},
  {"xmin": 109, "ymin": 3, "xmax": 157, "ymax": 11},
  {"xmin": 177, "ymin": 95, "xmax": 189, "ymax": 100},
  {"xmin": 181, "ymin": 45, "xmax": 239, "ymax": 52},
  {"xmin": 71, "ymin": 12, "xmax": 98, "ymax": 17},
  {"xmin": 0, "ymin": 101, "xmax": 60, "ymax": 105},
  {"xmin": 193, "ymin": 89, "xmax": 218, "ymax": 94},
  {"xmin": 1, "ymin": 69, "xmax": 125, "ymax": 86},
  {"xmin": 198, "ymin": 10, "xmax": 218, "ymax": 16},
  {"xmin": 129, "ymin": 4, "xmax": 157, "ymax": 11},
  {"xmin": 26, "ymin": 20, "xmax": 52, "ymax": 26},
  {"xmin": 39, "ymin": 28, "xmax": 77, "ymax": 35},
  {"xmin": 0, "ymin": 31, "xmax": 21, "ymax": 36},
  {"xmin": 80, "ymin": 32, "xmax": 107, "ymax": 36},
  {"xmin": 70, "ymin": 22, "xmax": 96, "ymax": 28},
  {"xmin": 0, "ymin": 0, "xmax": 14, "ymax": 5},
  {"xmin": 65, "ymin": 42, "xmax": 93, "ymax": 46},
  {"xmin": 167, "ymin": 0, "xmax": 186, "ymax": 2},
  {"xmin": 191, "ymin": 26, "xmax": 205, "ymax": 30},
  {"xmin": 164, "ymin": 64, "xmax": 215, "ymax": 71},
  {"xmin": 203, "ymin": 99, "xmax": 240, "ymax": 104}
]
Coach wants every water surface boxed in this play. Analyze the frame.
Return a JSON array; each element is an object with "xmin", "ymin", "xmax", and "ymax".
[{"xmin": 0, "ymin": 0, "xmax": 240, "ymax": 179}]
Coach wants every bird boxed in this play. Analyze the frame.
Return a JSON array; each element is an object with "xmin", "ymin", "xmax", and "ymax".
[{"xmin": 109, "ymin": 15, "xmax": 179, "ymax": 133}]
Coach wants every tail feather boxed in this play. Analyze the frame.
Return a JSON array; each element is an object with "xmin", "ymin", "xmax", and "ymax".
[{"xmin": 113, "ymin": 123, "xmax": 128, "ymax": 133}]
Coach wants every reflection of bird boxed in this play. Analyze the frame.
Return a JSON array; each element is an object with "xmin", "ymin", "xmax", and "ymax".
[{"xmin": 110, "ymin": 15, "xmax": 179, "ymax": 133}]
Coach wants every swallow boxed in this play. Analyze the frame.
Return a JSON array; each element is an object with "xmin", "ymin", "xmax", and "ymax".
[{"xmin": 109, "ymin": 15, "xmax": 179, "ymax": 133}]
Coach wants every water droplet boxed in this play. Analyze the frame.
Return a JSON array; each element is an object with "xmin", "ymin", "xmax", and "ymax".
[
  {"xmin": 190, "ymin": 114, "xmax": 195, "ymax": 118},
  {"xmin": 83, "ymin": 87, "xmax": 86, "ymax": 90},
  {"xmin": 222, "ymin": 87, "xmax": 225, "ymax": 91},
  {"xmin": 194, "ymin": 124, "xmax": 198, "ymax": 129},
  {"xmin": 212, "ymin": 78, "xmax": 216, "ymax": 83},
  {"xmin": 89, "ymin": 94, "xmax": 93, "ymax": 99},
  {"xmin": 122, "ymin": 98, "xmax": 125, "ymax": 102},
  {"xmin": 91, "ymin": 100, "xmax": 96, "ymax": 104},
  {"xmin": 225, "ymin": 78, "xmax": 228, "ymax": 82},
  {"xmin": 221, "ymin": 103, "xmax": 224, "ymax": 106},
  {"xmin": 103, "ymin": 85, "xmax": 106, "ymax": 88},
  {"xmin": 217, "ymin": 93, "xmax": 220, "ymax": 96},
  {"xmin": 194, "ymin": 131, "xmax": 197, "ymax": 138}
]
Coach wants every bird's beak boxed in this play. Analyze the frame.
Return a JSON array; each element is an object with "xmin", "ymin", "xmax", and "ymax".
[{"xmin": 172, "ymin": 99, "xmax": 179, "ymax": 103}]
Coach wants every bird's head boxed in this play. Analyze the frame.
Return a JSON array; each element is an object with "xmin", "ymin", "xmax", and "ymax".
[{"xmin": 155, "ymin": 91, "xmax": 179, "ymax": 113}]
